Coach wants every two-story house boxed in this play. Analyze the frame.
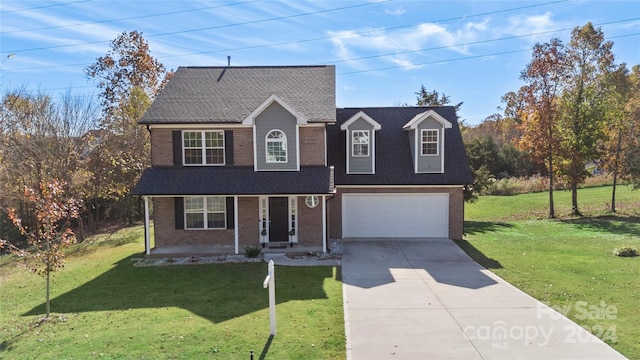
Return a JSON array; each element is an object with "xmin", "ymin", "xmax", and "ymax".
[{"xmin": 133, "ymin": 65, "xmax": 472, "ymax": 255}]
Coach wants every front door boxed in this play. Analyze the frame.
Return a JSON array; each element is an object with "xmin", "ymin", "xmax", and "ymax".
[{"xmin": 269, "ymin": 197, "xmax": 289, "ymax": 242}]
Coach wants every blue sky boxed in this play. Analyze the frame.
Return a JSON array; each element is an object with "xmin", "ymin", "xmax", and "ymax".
[{"xmin": 1, "ymin": 0, "xmax": 639, "ymax": 125}]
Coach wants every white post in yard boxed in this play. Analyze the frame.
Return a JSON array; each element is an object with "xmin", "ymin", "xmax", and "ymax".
[{"xmin": 263, "ymin": 260, "xmax": 276, "ymax": 336}]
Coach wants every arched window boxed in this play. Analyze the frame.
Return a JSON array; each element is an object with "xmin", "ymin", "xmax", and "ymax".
[{"xmin": 266, "ymin": 130, "xmax": 287, "ymax": 163}]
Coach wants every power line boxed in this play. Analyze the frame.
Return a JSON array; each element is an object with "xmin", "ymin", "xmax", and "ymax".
[
  {"xmin": 321, "ymin": 18, "xmax": 640, "ymax": 66},
  {"xmin": 150, "ymin": 0, "xmax": 570, "ymax": 60},
  {"xmin": 1, "ymin": 1, "xmax": 390, "ymax": 54},
  {"xmin": 1, "ymin": 1, "xmax": 260, "ymax": 35},
  {"xmin": 8, "ymin": 18, "xmax": 639, "ymax": 72},
  {"xmin": 10, "ymin": 31, "xmax": 638, "ymax": 95},
  {"xmin": 0, "ymin": 0, "xmax": 90, "ymax": 14},
  {"xmin": 337, "ymin": 32, "xmax": 640, "ymax": 76}
]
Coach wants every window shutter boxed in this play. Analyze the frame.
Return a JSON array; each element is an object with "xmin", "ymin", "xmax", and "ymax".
[
  {"xmin": 224, "ymin": 130, "xmax": 234, "ymax": 166},
  {"xmin": 174, "ymin": 197, "xmax": 184, "ymax": 230},
  {"xmin": 226, "ymin": 197, "xmax": 235, "ymax": 229},
  {"xmin": 173, "ymin": 131, "xmax": 182, "ymax": 166}
]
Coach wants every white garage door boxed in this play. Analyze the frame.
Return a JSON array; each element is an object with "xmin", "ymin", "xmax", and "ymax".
[{"xmin": 342, "ymin": 193, "xmax": 449, "ymax": 238}]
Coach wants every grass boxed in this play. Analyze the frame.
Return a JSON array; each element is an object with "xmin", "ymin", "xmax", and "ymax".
[
  {"xmin": 0, "ymin": 226, "xmax": 345, "ymax": 359},
  {"xmin": 459, "ymin": 185, "xmax": 640, "ymax": 359}
]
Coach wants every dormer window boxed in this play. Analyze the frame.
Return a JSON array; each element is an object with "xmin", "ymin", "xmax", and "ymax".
[
  {"xmin": 266, "ymin": 130, "xmax": 287, "ymax": 163},
  {"xmin": 352, "ymin": 130, "xmax": 370, "ymax": 157},
  {"xmin": 421, "ymin": 129, "xmax": 439, "ymax": 156}
]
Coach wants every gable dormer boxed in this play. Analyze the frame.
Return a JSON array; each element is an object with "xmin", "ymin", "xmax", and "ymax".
[
  {"xmin": 243, "ymin": 94, "xmax": 308, "ymax": 172},
  {"xmin": 340, "ymin": 111, "xmax": 381, "ymax": 174},
  {"xmin": 403, "ymin": 110, "xmax": 452, "ymax": 173}
]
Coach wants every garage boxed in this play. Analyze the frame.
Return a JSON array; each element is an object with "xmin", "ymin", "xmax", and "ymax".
[{"xmin": 341, "ymin": 193, "xmax": 449, "ymax": 238}]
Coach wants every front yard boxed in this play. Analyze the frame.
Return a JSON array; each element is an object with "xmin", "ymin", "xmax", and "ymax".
[
  {"xmin": 0, "ymin": 226, "xmax": 345, "ymax": 359},
  {"xmin": 458, "ymin": 185, "xmax": 640, "ymax": 359}
]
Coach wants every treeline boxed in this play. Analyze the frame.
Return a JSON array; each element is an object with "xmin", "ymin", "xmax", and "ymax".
[
  {"xmin": 0, "ymin": 31, "xmax": 172, "ymax": 244},
  {"xmin": 419, "ymin": 23, "xmax": 639, "ymax": 216}
]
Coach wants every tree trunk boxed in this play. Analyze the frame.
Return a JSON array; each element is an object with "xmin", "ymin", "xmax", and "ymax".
[
  {"xmin": 547, "ymin": 120, "xmax": 555, "ymax": 219},
  {"xmin": 611, "ymin": 130, "xmax": 622, "ymax": 213},
  {"xmin": 77, "ymin": 216, "xmax": 85, "ymax": 242},
  {"xmin": 571, "ymin": 165, "xmax": 581, "ymax": 216},
  {"xmin": 45, "ymin": 268, "xmax": 51, "ymax": 319}
]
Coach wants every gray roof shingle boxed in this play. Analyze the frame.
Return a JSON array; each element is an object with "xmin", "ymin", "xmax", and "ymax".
[
  {"xmin": 132, "ymin": 166, "xmax": 332, "ymax": 195},
  {"xmin": 140, "ymin": 66, "xmax": 336, "ymax": 124},
  {"xmin": 328, "ymin": 106, "xmax": 473, "ymax": 186}
]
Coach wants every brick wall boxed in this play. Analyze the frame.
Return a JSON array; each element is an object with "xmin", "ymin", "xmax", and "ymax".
[
  {"xmin": 297, "ymin": 196, "xmax": 323, "ymax": 246},
  {"xmin": 299, "ymin": 126, "xmax": 326, "ymax": 166},
  {"xmin": 233, "ymin": 128, "xmax": 254, "ymax": 166},
  {"xmin": 150, "ymin": 127, "xmax": 255, "ymax": 167},
  {"xmin": 151, "ymin": 128, "xmax": 173, "ymax": 166},
  {"xmin": 329, "ymin": 187, "xmax": 465, "ymax": 240},
  {"xmin": 152, "ymin": 197, "xmax": 234, "ymax": 247},
  {"xmin": 238, "ymin": 197, "xmax": 259, "ymax": 247}
]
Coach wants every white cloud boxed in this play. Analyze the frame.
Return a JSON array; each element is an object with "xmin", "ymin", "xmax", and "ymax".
[
  {"xmin": 384, "ymin": 7, "xmax": 406, "ymax": 16},
  {"xmin": 505, "ymin": 12, "xmax": 559, "ymax": 36},
  {"xmin": 327, "ymin": 19, "xmax": 490, "ymax": 71}
]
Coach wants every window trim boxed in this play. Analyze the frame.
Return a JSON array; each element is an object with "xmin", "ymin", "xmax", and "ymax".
[
  {"xmin": 184, "ymin": 196, "xmax": 226, "ymax": 230},
  {"xmin": 265, "ymin": 129, "xmax": 288, "ymax": 163},
  {"xmin": 182, "ymin": 130, "xmax": 225, "ymax": 166},
  {"xmin": 420, "ymin": 129, "xmax": 439, "ymax": 156},
  {"xmin": 351, "ymin": 130, "xmax": 370, "ymax": 157}
]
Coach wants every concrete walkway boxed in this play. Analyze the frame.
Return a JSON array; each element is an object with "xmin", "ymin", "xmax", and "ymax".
[{"xmin": 341, "ymin": 239, "xmax": 627, "ymax": 360}]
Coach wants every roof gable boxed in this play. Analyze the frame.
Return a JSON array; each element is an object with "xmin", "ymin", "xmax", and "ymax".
[
  {"xmin": 242, "ymin": 94, "xmax": 308, "ymax": 125},
  {"xmin": 402, "ymin": 110, "xmax": 452, "ymax": 130},
  {"xmin": 340, "ymin": 111, "xmax": 382, "ymax": 131}
]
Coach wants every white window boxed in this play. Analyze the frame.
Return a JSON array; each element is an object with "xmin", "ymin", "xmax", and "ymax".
[
  {"xmin": 266, "ymin": 130, "xmax": 287, "ymax": 163},
  {"xmin": 352, "ymin": 130, "xmax": 369, "ymax": 157},
  {"xmin": 183, "ymin": 131, "xmax": 225, "ymax": 165},
  {"xmin": 185, "ymin": 197, "xmax": 226, "ymax": 229},
  {"xmin": 421, "ymin": 129, "xmax": 439, "ymax": 156}
]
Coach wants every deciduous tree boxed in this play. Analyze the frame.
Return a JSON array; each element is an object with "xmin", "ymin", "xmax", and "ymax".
[
  {"xmin": 1, "ymin": 181, "xmax": 79, "ymax": 319},
  {"xmin": 557, "ymin": 23, "xmax": 614, "ymax": 216},
  {"xmin": 517, "ymin": 38, "xmax": 568, "ymax": 218},
  {"xmin": 85, "ymin": 31, "xmax": 172, "ymax": 225}
]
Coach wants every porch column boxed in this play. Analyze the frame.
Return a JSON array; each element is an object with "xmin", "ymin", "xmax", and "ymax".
[
  {"xmin": 322, "ymin": 195, "xmax": 327, "ymax": 253},
  {"xmin": 234, "ymin": 196, "xmax": 239, "ymax": 254},
  {"xmin": 143, "ymin": 196, "xmax": 151, "ymax": 255}
]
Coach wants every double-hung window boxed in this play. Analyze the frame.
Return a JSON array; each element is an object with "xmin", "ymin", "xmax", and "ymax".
[
  {"xmin": 185, "ymin": 196, "xmax": 226, "ymax": 229},
  {"xmin": 352, "ymin": 130, "xmax": 369, "ymax": 157},
  {"xmin": 421, "ymin": 129, "xmax": 439, "ymax": 156},
  {"xmin": 266, "ymin": 130, "xmax": 287, "ymax": 163},
  {"xmin": 183, "ymin": 131, "xmax": 225, "ymax": 165}
]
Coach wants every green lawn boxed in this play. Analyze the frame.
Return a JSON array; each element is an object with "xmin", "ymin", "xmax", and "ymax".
[
  {"xmin": 458, "ymin": 185, "xmax": 640, "ymax": 359},
  {"xmin": 0, "ymin": 227, "xmax": 345, "ymax": 359}
]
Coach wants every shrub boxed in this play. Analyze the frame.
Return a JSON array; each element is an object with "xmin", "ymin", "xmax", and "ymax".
[
  {"xmin": 613, "ymin": 246, "xmax": 639, "ymax": 257},
  {"xmin": 243, "ymin": 243, "xmax": 262, "ymax": 258}
]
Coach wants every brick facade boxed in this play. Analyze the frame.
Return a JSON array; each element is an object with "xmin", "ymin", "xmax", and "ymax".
[
  {"xmin": 299, "ymin": 127, "xmax": 326, "ymax": 166},
  {"xmin": 152, "ymin": 197, "xmax": 235, "ymax": 247},
  {"xmin": 297, "ymin": 196, "xmax": 324, "ymax": 245},
  {"xmin": 329, "ymin": 187, "xmax": 465, "ymax": 240}
]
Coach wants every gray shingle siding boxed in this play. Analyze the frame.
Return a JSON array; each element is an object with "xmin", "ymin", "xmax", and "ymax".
[
  {"xmin": 140, "ymin": 66, "xmax": 336, "ymax": 124},
  {"xmin": 416, "ymin": 117, "xmax": 444, "ymax": 173}
]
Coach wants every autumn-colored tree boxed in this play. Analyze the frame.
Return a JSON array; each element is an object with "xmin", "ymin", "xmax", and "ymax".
[
  {"xmin": 84, "ymin": 31, "xmax": 172, "ymax": 225},
  {"xmin": 622, "ymin": 65, "xmax": 640, "ymax": 189},
  {"xmin": 0, "ymin": 90, "xmax": 97, "ymax": 239},
  {"xmin": 600, "ymin": 63, "xmax": 633, "ymax": 212},
  {"xmin": 557, "ymin": 23, "xmax": 614, "ymax": 216},
  {"xmin": 1, "ymin": 181, "xmax": 79, "ymax": 319},
  {"xmin": 517, "ymin": 38, "xmax": 568, "ymax": 218}
]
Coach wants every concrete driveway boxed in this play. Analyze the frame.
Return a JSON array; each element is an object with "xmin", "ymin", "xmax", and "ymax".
[{"xmin": 341, "ymin": 239, "xmax": 627, "ymax": 360}]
